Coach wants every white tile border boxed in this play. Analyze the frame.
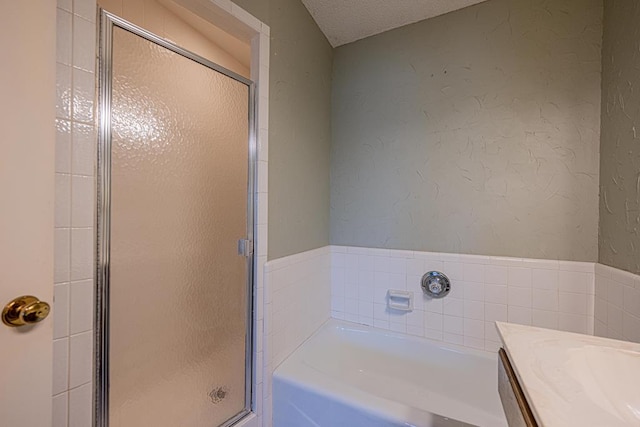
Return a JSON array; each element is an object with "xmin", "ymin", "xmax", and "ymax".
[
  {"xmin": 248, "ymin": 12, "xmax": 270, "ymax": 427},
  {"xmin": 54, "ymin": 0, "xmax": 97, "ymax": 425}
]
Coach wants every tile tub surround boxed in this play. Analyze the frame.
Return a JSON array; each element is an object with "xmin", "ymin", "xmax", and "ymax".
[
  {"xmin": 264, "ymin": 246, "xmax": 332, "ymax": 367},
  {"xmin": 594, "ymin": 264, "xmax": 640, "ymax": 343},
  {"xmin": 331, "ymin": 246, "xmax": 595, "ymax": 352},
  {"xmin": 263, "ymin": 246, "xmax": 332, "ymax": 424}
]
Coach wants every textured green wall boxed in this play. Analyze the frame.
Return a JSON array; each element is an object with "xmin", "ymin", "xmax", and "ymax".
[
  {"xmin": 232, "ymin": 0, "xmax": 333, "ymax": 260},
  {"xmin": 599, "ymin": 0, "xmax": 640, "ymax": 274},
  {"xmin": 331, "ymin": 0, "xmax": 603, "ymax": 261}
]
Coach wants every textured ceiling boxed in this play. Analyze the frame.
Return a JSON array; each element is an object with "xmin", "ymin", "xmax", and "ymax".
[{"xmin": 300, "ymin": 0, "xmax": 490, "ymax": 47}]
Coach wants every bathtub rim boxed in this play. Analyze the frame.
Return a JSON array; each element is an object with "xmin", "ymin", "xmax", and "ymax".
[
  {"xmin": 282, "ymin": 318, "xmax": 499, "ymax": 366},
  {"xmin": 273, "ymin": 318, "xmax": 507, "ymax": 427}
]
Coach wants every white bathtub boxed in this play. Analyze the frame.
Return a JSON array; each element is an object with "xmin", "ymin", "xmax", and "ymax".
[{"xmin": 273, "ymin": 320, "xmax": 507, "ymax": 427}]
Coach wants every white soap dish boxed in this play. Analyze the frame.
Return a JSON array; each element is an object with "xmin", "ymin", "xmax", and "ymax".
[{"xmin": 387, "ymin": 290, "xmax": 413, "ymax": 312}]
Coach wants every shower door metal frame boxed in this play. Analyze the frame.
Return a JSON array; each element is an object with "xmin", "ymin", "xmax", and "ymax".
[{"xmin": 95, "ymin": 10, "xmax": 256, "ymax": 427}]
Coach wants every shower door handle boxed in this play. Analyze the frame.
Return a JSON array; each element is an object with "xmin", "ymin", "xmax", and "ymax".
[{"xmin": 238, "ymin": 239, "xmax": 253, "ymax": 257}]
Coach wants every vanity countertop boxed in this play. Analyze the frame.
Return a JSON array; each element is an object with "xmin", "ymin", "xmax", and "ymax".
[{"xmin": 496, "ymin": 322, "xmax": 640, "ymax": 427}]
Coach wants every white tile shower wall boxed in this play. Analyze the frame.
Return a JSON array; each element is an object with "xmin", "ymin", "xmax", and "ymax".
[
  {"xmin": 252, "ymin": 24, "xmax": 270, "ymax": 427},
  {"xmin": 331, "ymin": 246, "xmax": 595, "ymax": 352},
  {"xmin": 54, "ymin": 1, "xmax": 270, "ymax": 427},
  {"xmin": 262, "ymin": 247, "xmax": 332, "ymax": 425},
  {"xmin": 594, "ymin": 264, "xmax": 640, "ymax": 343},
  {"xmin": 54, "ymin": 0, "xmax": 96, "ymax": 425}
]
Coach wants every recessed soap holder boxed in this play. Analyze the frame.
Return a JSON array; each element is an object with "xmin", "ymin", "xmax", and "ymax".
[{"xmin": 387, "ymin": 290, "xmax": 414, "ymax": 312}]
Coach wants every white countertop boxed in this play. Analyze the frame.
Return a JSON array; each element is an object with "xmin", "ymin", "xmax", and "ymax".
[{"xmin": 496, "ymin": 322, "xmax": 640, "ymax": 427}]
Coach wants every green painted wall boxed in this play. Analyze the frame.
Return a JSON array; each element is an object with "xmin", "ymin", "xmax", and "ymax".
[
  {"xmin": 331, "ymin": 0, "xmax": 602, "ymax": 261},
  {"xmin": 233, "ymin": 0, "xmax": 333, "ymax": 260},
  {"xmin": 599, "ymin": 0, "xmax": 640, "ymax": 274}
]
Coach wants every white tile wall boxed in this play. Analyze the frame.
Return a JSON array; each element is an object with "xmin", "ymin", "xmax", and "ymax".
[
  {"xmin": 594, "ymin": 264, "xmax": 640, "ymax": 343},
  {"xmin": 53, "ymin": 1, "xmax": 270, "ymax": 427},
  {"xmin": 262, "ymin": 247, "xmax": 332, "ymax": 426},
  {"xmin": 331, "ymin": 246, "xmax": 595, "ymax": 353},
  {"xmin": 249, "ymin": 14, "xmax": 270, "ymax": 427},
  {"xmin": 259, "ymin": 244, "xmax": 630, "ymax": 427},
  {"xmin": 54, "ymin": 0, "xmax": 96, "ymax": 425},
  {"xmin": 264, "ymin": 247, "xmax": 331, "ymax": 367}
]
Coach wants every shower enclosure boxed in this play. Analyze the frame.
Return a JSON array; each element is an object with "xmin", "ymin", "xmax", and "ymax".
[{"xmin": 96, "ymin": 11, "xmax": 255, "ymax": 427}]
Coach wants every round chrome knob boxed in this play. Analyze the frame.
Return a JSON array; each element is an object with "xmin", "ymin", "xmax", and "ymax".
[
  {"xmin": 2, "ymin": 295, "xmax": 51, "ymax": 327},
  {"xmin": 421, "ymin": 271, "xmax": 451, "ymax": 298}
]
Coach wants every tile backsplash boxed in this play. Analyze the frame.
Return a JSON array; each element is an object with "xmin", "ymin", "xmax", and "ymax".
[{"xmin": 330, "ymin": 246, "xmax": 595, "ymax": 352}]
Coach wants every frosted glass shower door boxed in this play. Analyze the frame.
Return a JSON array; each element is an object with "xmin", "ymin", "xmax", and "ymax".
[{"xmin": 101, "ymin": 20, "xmax": 253, "ymax": 427}]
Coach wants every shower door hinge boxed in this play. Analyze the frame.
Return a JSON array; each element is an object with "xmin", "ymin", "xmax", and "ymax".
[{"xmin": 237, "ymin": 239, "xmax": 254, "ymax": 257}]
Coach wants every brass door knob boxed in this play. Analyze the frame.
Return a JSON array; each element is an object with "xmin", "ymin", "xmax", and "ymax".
[{"xmin": 2, "ymin": 295, "xmax": 51, "ymax": 327}]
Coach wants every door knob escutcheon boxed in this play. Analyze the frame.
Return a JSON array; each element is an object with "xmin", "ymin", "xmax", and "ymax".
[{"xmin": 2, "ymin": 295, "xmax": 50, "ymax": 327}]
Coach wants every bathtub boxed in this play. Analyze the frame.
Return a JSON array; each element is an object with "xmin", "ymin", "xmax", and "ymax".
[{"xmin": 273, "ymin": 320, "xmax": 507, "ymax": 427}]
